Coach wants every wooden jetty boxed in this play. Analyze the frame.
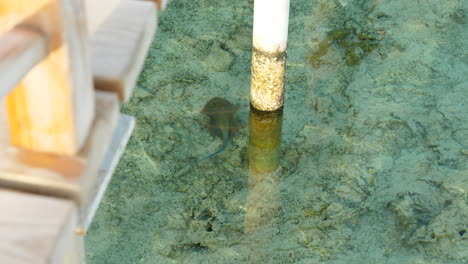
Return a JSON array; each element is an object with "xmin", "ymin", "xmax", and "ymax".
[{"xmin": 0, "ymin": 0, "xmax": 162, "ymax": 262}]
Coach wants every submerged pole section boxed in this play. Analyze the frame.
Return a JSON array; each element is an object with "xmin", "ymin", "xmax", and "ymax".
[{"xmin": 250, "ymin": 0, "xmax": 290, "ymax": 111}]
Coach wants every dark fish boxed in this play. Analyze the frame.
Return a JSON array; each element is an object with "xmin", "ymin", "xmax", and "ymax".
[
  {"xmin": 197, "ymin": 97, "xmax": 240, "ymax": 163},
  {"xmin": 175, "ymin": 97, "xmax": 240, "ymax": 177}
]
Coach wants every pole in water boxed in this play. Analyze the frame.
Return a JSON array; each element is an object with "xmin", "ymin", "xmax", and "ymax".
[
  {"xmin": 248, "ymin": 106, "xmax": 283, "ymax": 174},
  {"xmin": 250, "ymin": 0, "xmax": 290, "ymax": 112},
  {"xmin": 248, "ymin": 0, "xmax": 289, "ymax": 173}
]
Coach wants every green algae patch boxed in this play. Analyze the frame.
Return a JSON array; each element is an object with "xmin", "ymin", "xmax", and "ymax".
[{"xmin": 308, "ymin": 27, "xmax": 382, "ymax": 68}]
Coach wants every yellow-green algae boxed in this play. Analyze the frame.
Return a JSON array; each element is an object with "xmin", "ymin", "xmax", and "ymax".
[{"xmin": 308, "ymin": 28, "xmax": 382, "ymax": 67}]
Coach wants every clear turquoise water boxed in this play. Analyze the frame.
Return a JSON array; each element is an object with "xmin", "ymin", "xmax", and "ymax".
[{"xmin": 86, "ymin": 0, "xmax": 468, "ymax": 263}]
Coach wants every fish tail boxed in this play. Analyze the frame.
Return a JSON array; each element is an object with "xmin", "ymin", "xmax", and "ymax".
[
  {"xmin": 176, "ymin": 133, "xmax": 230, "ymax": 177},
  {"xmin": 195, "ymin": 133, "xmax": 229, "ymax": 164}
]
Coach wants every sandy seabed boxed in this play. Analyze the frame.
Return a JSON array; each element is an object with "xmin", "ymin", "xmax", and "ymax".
[{"xmin": 86, "ymin": 0, "xmax": 467, "ymax": 263}]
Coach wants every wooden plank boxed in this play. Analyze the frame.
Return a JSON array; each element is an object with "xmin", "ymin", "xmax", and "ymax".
[
  {"xmin": 78, "ymin": 91, "xmax": 120, "ymax": 205},
  {"xmin": 0, "ymin": 111, "xmax": 135, "ymax": 232},
  {"xmin": 0, "ymin": 91, "xmax": 120, "ymax": 203},
  {"xmin": 0, "ymin": 98, "xmax": 9, "ymax": 143},
  {"xmin": 0, "ymin": 26, "xmax": 48, "ymax": 98},
  {"xmin": 84, "ymin": 0, "xmax": 121, "ymax": 36},
  {"xmin": 91, "ymin": 0, "xmax": 157, "ymax": 102},
  {"xmin": 0, "ymin": 1, "xmax": 62, "ymax": 50},
  {"xmin": 0, "ymin": 0, "xmax": 95, "ymax": 155},
  {"xmin": 82, "ymin": 114, "xmax": 134, "ymax": 229},
  {"xmin": 137, "ymin": 0, "xmax": 168, "ymax": 10},
  {"xmin": 0, "ymin": 188, "xmax": 83, "ymax": 264}
]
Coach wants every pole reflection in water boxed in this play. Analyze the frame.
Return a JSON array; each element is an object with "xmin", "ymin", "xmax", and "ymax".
[{"xmin": 244, "ymin": 105, "xmax": 283, "ymax": 233}]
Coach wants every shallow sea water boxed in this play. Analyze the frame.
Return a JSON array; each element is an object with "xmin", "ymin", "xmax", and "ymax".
[{"xmin": 86, "ymin": 0, "xmax": 468, "ymax": 263}]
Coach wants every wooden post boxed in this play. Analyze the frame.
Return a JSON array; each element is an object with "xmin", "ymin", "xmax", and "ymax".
[
  {"xmin": 0, "ymin": 0, "xmax": 156, "ymax": 260},
  {"xmin": 0, "ymin": 188, "xmax": 83, "ymax": 264},
  {"xmin": 84, "ymin": 0, "xmax": 121, "ymax": 36},
  {"xmin": 0, "ymin": 26, "xmax": 47, "ymax": 98},
  {"xmin": 0, "ymin": 0, "xmax": 95, "ymax": 155},
  {"xmin": 0, "ymin": 0, "xmax": 156, "ymax": 206},
  {"xmin": 141, "ymin": 0, "xmax": 169, "ymax": 10},
  {"xmin": 91, "ymin": 0, "xmax": 157, "ymax": 102}
]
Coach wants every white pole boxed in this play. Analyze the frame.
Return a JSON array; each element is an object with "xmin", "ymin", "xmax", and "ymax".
[{"xmin": 250, "ymin": 0, "xmax": 290, "ymax": 112}]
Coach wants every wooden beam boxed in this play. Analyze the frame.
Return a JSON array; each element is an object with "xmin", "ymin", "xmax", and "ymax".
[
  {"xmin": 78, "ymin": 91, "xmax": 120, "ymax": 205},
  {"xmin": 81, "ymin": 114, "xmax": 134, "ymax": 229},
  {"xmin": 0, "ymin": 1, "xmax": 62, "ymax": 50},
  {"xmin": 84, "ymin": 0, "xmax": 121, "ymax": 36},
  {"xmin": 91, "ymin": 0, "xmax": 157, "ymax": 102},
  {"xmin": 0, "ymin": 188, "xmax": 83, "ymax": 264},
  {"xmin": 0, "ymin": 99, "xmax": 9, "ymax": 143},
  {"xmin": 0, "ymin": 0, "xmax": 124, "ymax": 98},
  {"xmin": 0, "ymin": 93, "xmax": 135, "ymax": 231},
  {"xmin": 0, "ymin": 0, "xmax": 95, "ymax": 155},
  {"xmin": 0, "ymin": 91, "xmax": 120, "ymax": 203},
  {"xmin": 0, "ymin": 26, "xmax": 48, "ymax": 98},
  {"xmin": 138, "ymin": 0, "xmax": 168, "ymax": 10}
]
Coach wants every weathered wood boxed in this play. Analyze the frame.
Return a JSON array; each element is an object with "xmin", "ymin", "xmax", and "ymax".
[
  {"xmin": 0, "ymin": 91, "xmax": 120, "ymax": 203},
  {"xmin": 84, "ymin": 0, "xmax": 121, "ymax": 36},
  {"xmin": 139, "ymin": 0, "xmax": 168, "ymax": 10},
  {"xmin": 91, "ymin": 0, "xmax": 157, "ymax": 102},
  {"xmin": 0, "ymin": 188, "xmax": 83, "ymax": 264},
  {"xmin": 0, "ymin": 26, "xmax": 48, "ymax": 98},
  {"xmin": 82, "ymin": 114, "xmax": 135, "ymax": 229},
  {"xmin": 0, "ymin": 1, "xmax": 62, "ymax": 50},
  {"xmin": 0, "ymin": 99, "xmax": 9, "ymax": 143},
  {"xmin": 0, "ymin": 0, "xmax": 95, "ymax": 155},
  {"xmin": 78, "ymin": 91, "xmax": 120, "ymax": 205},
  {"xmin": 0, "ymin": 0, "xmax": 123, "ymax": 99}
]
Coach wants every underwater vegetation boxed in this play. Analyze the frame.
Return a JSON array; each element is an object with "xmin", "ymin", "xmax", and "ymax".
[
  {"xmin": 308, "ymin": 27, "xmax": 382, "ymax": 67},
  {"xmin": 307, "ymin": 0, "xmax": 385, "ymax": 68}
]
